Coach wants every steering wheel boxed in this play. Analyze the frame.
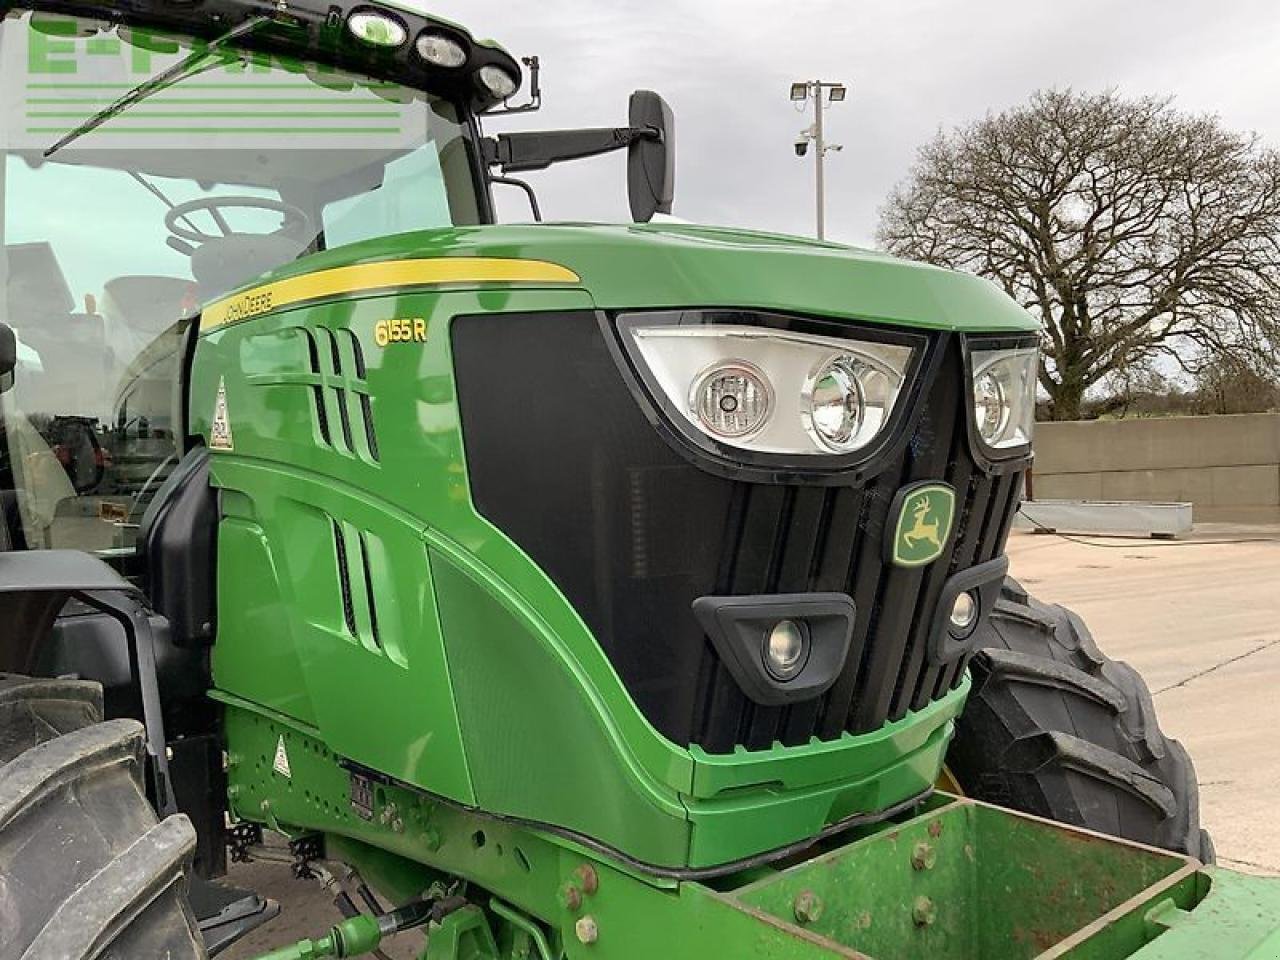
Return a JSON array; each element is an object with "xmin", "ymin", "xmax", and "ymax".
[{"xmin": 165, "ymin": 196, "xmax": 311, "ymax": 246}]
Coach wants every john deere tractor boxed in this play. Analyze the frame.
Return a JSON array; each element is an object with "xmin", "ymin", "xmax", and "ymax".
[{"xmin": 0, "ymin": 3, "xmax": 1275, "ymax": 959}]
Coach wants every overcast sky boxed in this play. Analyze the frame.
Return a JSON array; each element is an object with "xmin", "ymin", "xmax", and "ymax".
[{"xmin": 423, "ymin": 0, "xmax": 1280, "ymax": 247}]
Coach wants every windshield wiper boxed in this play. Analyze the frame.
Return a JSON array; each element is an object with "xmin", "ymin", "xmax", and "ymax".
[{"xmin": 44, "ymin": 15, "xmax": 272, "ymax": 158}]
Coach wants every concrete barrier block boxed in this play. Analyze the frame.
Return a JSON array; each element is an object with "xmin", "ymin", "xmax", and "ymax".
[{"xmin": 1208, "ymin": 465, "xmax": 1280, "ymax": 507}]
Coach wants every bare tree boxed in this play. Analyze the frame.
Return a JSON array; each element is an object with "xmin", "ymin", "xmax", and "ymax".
[
  {"xmin": 878, "ymin": 90, "xmax": 1280, "ymax": 420},
  {"xmin": 1192, "ymin": 356, "xmax": 1279, "ymax": 415}
]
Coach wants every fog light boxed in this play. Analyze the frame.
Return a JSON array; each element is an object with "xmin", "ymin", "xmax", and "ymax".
[
  {"xmin": 949, "ymin": 591, "xmax": 978, "ymax": 636},
  {"xmin": 764, "ymin": 620, "xmax": 809, "ymax": 681},
  {"xmin": 693, "ymin": 362, "xmax": 772, "ymax": 438}
]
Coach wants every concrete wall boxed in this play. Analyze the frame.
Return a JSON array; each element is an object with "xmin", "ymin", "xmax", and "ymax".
[{"xmin": 1032, "ymin": 413, "xmax": 1280, "ymax": 510}]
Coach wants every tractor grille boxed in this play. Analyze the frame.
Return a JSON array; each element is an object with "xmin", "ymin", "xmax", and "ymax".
[{"xmin": 453, "ymin": 311, "xmax": 1027, "ymax": 753}]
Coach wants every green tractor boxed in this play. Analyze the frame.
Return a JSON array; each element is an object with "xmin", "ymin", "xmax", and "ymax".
[{"xmin": 0, "ymin": 3, "xmax": 1273, "ymax": 958}]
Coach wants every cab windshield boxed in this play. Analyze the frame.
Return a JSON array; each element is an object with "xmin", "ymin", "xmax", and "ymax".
[{"xmin": 0, "ymin": 9, "xmax": 485, "ymax": 555}]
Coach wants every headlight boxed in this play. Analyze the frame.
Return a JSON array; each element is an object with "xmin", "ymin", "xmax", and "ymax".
[
  {"xmin": 970, "ymin": 345, "xmax": 1038, "ymax": 451},
  {"xmin": 617, "ymin": 313, "xmax": 917, "ymax": 457},
  {"xmin": 803, "ymin": 355, "xmax": 867, "ymax": 452}
]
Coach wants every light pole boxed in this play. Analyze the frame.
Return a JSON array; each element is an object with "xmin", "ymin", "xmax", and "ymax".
[{"xmin": 790, "ymin": 80, "xmax": 847, "ymax": 240}]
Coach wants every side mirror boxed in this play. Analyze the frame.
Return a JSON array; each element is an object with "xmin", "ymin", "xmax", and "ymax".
[
  {"xmin": 0, "ymin": 322, "xmax": 16, "ymax": 394},
  {"xmin": 51, "ymin": 417, "xmax": 106, "ymax": 494},
  {"xmin": 483, "ymin": 91, "xmax": 675, "ymax": 222},
  {"xmin": 628, "ymin": 90, "xmax": 675, "ymax": 223}
]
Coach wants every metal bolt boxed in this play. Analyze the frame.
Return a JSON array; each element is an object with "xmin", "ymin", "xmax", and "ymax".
[
  {"xmin": 559, "ymin": 883, "xmax": 583, "ymax": 912},
  {"xmin": 165, "ymin": 746, "xmax": 174, "ymax": 761},
  {"xmin": 912, "ymin": 896, "xmax": 936, "ymax": 927},
  {"xmin": 911, "ymin": 842, "xmax": 936, "ymax": 871},
  {"xmin": 391, "ymin": 818, "xmax": 405, "ymax": 834},
  {"xmin": 575, "ymin": 864, "xmax": 600, "ymax": 896},
  {"xmin": 379, "ymin": 803, "xmax": 397, "ymax": 826},
  {"xmin": 793, "ymin": 890, "xmax": 824, "ymax": 925},
  {"xmin": 575, "ymin": 916, "xmax": 599, "ymax": 945}
]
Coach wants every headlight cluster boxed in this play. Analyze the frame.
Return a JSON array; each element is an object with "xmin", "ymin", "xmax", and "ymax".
[
  {"xmin": 970, "ymin": 346, "xmax": 1038, "ymax": 451},
  {"xmin": 618, "ymin": 315, "xmax": 916, "ymax": 457},
  {"xmin": 345, "ymin": 8, "xmax": 520, "ymax": 101}
]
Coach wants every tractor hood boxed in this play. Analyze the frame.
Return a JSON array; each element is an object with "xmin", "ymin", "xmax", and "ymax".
[{"xmin": 201, "ymin": 223, "xmax": 1038, "ymax": 335}]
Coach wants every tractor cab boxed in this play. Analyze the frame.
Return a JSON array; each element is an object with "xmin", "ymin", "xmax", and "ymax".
[{"xmin": 0, "ymin": 4, "xmax": 495, "ymax": 555}]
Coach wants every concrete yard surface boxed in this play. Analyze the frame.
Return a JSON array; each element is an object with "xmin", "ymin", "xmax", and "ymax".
[
  {"xmin": 222, "ymin": 520, "xmax": 1280, "ymax": 957},
  {"xmin": 1007, "ymin": 522, "xmax": 1280, "ymax": 876}
]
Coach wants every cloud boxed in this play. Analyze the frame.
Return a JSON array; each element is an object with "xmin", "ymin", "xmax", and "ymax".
[{"xmin": 425, "ymin": 0, "xmax": 1280, "ymax": 247}]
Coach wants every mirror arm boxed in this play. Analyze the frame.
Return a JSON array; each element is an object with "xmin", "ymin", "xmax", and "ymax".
[
  {"xmin": 483, "ymin": 126, "xmax": 660, "ymax": 174},
  {"xmin": 490, "ymin": 176, "xmax": 544, "ymax": 222}
]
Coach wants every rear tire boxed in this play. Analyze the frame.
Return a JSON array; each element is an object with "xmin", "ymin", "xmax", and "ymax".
[
  {"xmin": 948, "ymin": 581, "xmax": 1213, "ymax": 861},
  {"xmin": 0, "ymin": 673, "xmax": 207, "ymax": 959}
]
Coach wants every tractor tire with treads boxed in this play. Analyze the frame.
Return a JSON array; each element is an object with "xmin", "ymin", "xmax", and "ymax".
[
  {"xmin": 0, "ymin": 673, "xmax": 207, "ymax": 960},
  {"xmin": 947, "ymin": 580, "xmax": 1213, "ymax": 861}
]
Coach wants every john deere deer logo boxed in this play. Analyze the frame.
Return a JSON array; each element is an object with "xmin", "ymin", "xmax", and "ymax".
[
  {"xmin": 890, "ymin": 483, "xmax": 956, "ymax": 568},
  {"xmin": 903, "ymin": 496, "xmax": 943, "ymax": 550}
]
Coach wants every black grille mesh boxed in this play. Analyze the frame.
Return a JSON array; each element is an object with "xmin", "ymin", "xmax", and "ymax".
[{"xmin": 454, "ymin": 312, "xmax": 1025, "ymax": 753}]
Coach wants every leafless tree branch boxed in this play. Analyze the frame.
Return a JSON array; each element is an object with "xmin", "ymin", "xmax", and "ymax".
[{"xmin": 877, "ymin": 89, "xmax": 1280, "ymax": 419}]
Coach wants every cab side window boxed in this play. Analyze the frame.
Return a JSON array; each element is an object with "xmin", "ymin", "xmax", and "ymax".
[{"xmin": 0, "ymin": 158, "xmax": 191, "ymax": 555}]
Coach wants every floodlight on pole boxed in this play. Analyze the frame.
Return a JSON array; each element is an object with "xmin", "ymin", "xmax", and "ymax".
[{"xmin": 789, "ymin": 79, "xmax": 849, "ymax": 240}]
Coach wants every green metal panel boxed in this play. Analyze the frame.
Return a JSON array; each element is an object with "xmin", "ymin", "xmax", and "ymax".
[
  {"xmin": 428, "ymin": 547, "xmax": 689, "ymax": 868},
  {"xmin": 681, "ymin": 695, "xmax": 958, "ymax": 867},
  {"xmin": 1132, "ymin": 869, "xmax": 1280, "ymax": 959},
  {"xmin": 214, "ymin": 502, "xmax": 317, "ymax": 726},
  {"xmin": 197, "ymin": 223, "xmax": 1038, "ymax": 337},
  {"xmin": 221, "ymin": 701, "xmax": 595, "ymax": 926},
  {"xmin": 733, "ymin": 799, "xmax": 1195, "ymax": 958}
]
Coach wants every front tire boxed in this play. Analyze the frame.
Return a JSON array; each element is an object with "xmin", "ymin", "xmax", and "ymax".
[
  {"xmin": 948, "ymin": 581, "xmax": 1213, "ymax": 861},
  {"xmin": 0, "ymin": 674, "xmax": 207, "ymax": 959}
]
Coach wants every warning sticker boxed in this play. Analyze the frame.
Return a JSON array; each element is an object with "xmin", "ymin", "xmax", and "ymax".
[
  {"xmin": 210, "ymin": 378, "xmax": 234, "ymax": 451},
  {"xmin": 273, "ymin": 735, "xmax": 292, "ymax": 779},
  {"xmin": 350, "ymin": 773, "xmax": 374, "ymax": 821}
]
